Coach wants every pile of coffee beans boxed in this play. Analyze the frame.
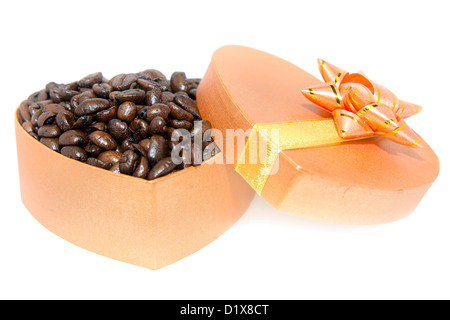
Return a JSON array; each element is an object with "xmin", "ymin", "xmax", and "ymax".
[{"xmin": 18, "ymin": 69, "xmax": 218, "ymax": 180}]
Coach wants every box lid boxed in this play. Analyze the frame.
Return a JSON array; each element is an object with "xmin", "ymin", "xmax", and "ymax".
[{"xmin": 197, "ymin": 45, "xmax": 439, "ymax": 225}]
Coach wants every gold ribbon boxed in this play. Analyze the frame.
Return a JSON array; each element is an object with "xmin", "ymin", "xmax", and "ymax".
[
  {"xmin": 235, "ymin": 119, "xmax": 361, "ymax": 195},
  {"xmin": 235, "ymin": 59, "xmax": 423, "ymax": 195}
]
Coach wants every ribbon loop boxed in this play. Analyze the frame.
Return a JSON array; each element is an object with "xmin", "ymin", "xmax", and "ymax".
[{"xmin": 302, "ymin": 60, "xmax": 423, "ymax": 148}]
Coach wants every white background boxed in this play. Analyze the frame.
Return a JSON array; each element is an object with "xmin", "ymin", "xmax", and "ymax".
[{"xmin": 1, "ymin": 0, "xmax": 449, "ymax": 300}]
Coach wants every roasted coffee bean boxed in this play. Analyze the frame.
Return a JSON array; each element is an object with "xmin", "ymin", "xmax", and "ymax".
[
  {"xmin": 85, "ymin": 122, "xmax": 106, "ymax": 135},
  {"xmin": 161, "ymin": 91, "xmax": 175, "ymax": 104},
  {"xmin": 168, "ymin": 102, "xmax": 194, "ymax": 121},
  {"xmin": 53, "ymin": 86, "xmax": 79, "ymax": 101},
  {"xmin": 38, "ymin": 124, "xmax": 60, "ymax": 138},
  {"xmin": 78, "ymin": 72, "xmax": 103, "ymax": 88},
  {"xmin": 92, "ymin": 83, "xmax": 113, "ymax": 99},
  {"xmin": 170, "ymin": 72, "xmax": 188, "ymax": 92},
  {"xmin": 120, "ymin": 138, "xmax": 135, "ymax": 152},
  {"xmin": 109, "ymin": 73, "xmax": 138, "ymax": 91},
  {"xmin": 138, "ymin": 69, "xmax": 166, "ymax": 81},
  {"xmin": 19, "ymin": 102, "xmax": 31, "ymax": 122},
  {"xmin": 114, "ymin": 89, "xmax": 145, "ymax": 104},
  {"xmin": 188, "ymin": 88, "xmax": 197, "ymax": 99},
  {"xmin": 84, "ymin": 141, "xmax": 103, "ymax": 157},
  {"xmin": 107, "ymin": 119, "xmax": 129, "ymax": 142},
  {"xmin": 89, "ymin": 131, "xmax": 117, "ymax": 150},
  {"xmin": 55, "ymin": 110, "xmax": 75, "ymax": 131},
  {"xmin": 119, "ymin": 150, "xmax": 139, "ymax": 175},
  {"xmin": 174, "ymin": 91, "xmax": 189, "ymax": 98},
  {"xmin": 147, "ymin": 157, "xmax": 176, "ymax": 180},
  {"xmin": 72, "ymin": 115, "xmax": 93, "ymax": 130},
  {"xmin": 86, "ymin": 157, "xmax": 112, "ymax": 170},
  {"xmin": 138, "ymin": 138, "xmax": 152, "ymax": 153},
  {"xmin": 110, "ymin": 163, "xmax": 120, "ymax": 173},
  {"xmin": 137, "ymin": 79, "xmax": 160, "ymax": 91},
  {"xmin": 95, "ymin": 106, "xmax": 117, "ymax": 122},
  {"xmin": 75, "ymin": 98, "xmax": 110, "ymax": 116},
  {"xmin": 40, "ymin": 137, "xmax": 60, "ymax": 152},
  {"xmin": 168, "ymin": 119, "xmax": 193, "ymax": 130},
  {"xmin": 137, "ymin": 105, "xmax": 149, "ymax": 119},
  {"xmin": 146, "ymin": 103, "xmax": 170, "ymax": 122},
  {"xmin": 59, "ymin": 101, "xmax": 74, "ymax": 113},
  {"xmin": 22, "ymin": 121, "xmax": 34, "ymax": 133},
  {"xmin": 131, "ymin": 143, "xmax": 146, "ymax": 156},
  {"xmin": 59, "ymin": 130, "xmax": 88, "ymax": 146},
  {"xmin": 133, "ymin": 156, "xmax": 149, "ymax": 178},
  {"xmin": 154, "ymin": 79, "xmax": 171, "ymax": 91},
  {"xmin": 61, "ymin": 146, "xmax": 88, "ymax": 162},
  {"xmin": 78, "ymin": 90, "xmax": 97, "ymax": 104},
  {"xmin": 129, "ymin": 119, "xmax": 149, "ymax": 140},
  {"xmin": 30, "ymin": 109, "xmax": 42, "ymax": 127},
  {"xmin": 42, "ymin": 103, "xmax": 66, "ymax": 114},
  {"xmin": 98, "ymin": 150, "xmax": 122, "ymax": 165},
  {"xmin": 191, "ymin": 120, "xmax": 212, "ymax": 141},
  {"xmin": 148, "ymin": 135, "xmax": 168, "ymax": 165},
  {"xmin": 145, "ymin": 88, "xmax": 162, "ymax": 106},
  {"xmin": 149, "ymin": 116, "xmax": 167, "ymax": 135},
  {"xmin": 28, "ymin": 89, "xmax": 48, "ymax": 102},
  {"xmin": 117, "ymin": 101, "xmax": 137, "ymax": 123},
  {"xmin": 173, "ymin": 95, "xmax": 201, "ymax": 118}
]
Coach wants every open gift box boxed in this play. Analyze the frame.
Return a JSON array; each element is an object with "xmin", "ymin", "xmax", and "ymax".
[{"xmin": 15, "ymin": 45, "xmax": 439, "ymax": 270}]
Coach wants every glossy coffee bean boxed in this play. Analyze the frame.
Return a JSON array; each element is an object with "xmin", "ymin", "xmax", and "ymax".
[
  {"xmin": 161, "ymin": 91, "xmax": 175, "ymax": 104},
  {"xmin": 78, "ymin": 72, "xmax": 103, "ymax": 88},
  {"xmin": 117, "ymin": 101, "xmax": 137, "ymax": 123},
  {"xmin": 119, "ymin": 150, "xmax": 139, "ymax": 175},
  {"xmin": 168, "ymin": 119, "xmax": 192, "ymax": 130},
  {"xmin": 147, "ymin": 157, "xmax": 176, "ymax": 180},
  {"xmin": 148, "ymin": 135, "xmax": 168, "ymax": 165},
  {"xmin": 40, "ymin": 137, "xmax": 60, "ymax": 152},
  {"xmin": 86, "ymin": 157, "xmax": 112, "ymax": 170},
  {"xmin": 22, "ymin": 121, "xmax": 34, "ymax": 133},
  {"xmin": 107, "ymin": 119, "xmax": 129, "ymax": 142},
  {"xmin": 170, "ymin": 72, "xmax": 188, "ymax": 92},
  {"xmin": 133, "ymin": 156, "xmax": 149, "ymax": 178},
  {"xmin": 146, "ymin": 103, "xmax": 170, "ymax": 122},
  {"xmin": 149, "ymin": 116, "xmax": 167, "ymax": 135},
  {"xmin": 89, "ymin": 131, "xmax": 117, "ymax": 150},
  {"xmin": 55, "ymin": 110, "xmax": 75, "ymax": 131},
  {"xmin": 173, "ymin": 95, "xmax": 201, "ymax": 118},
  {"xmin": 72, "ymin": 115, "xmax": 93, "ymax": 130},
  {"xmin": 84, "ymin": 141, "xmax": 103, "ymax": 157},
  {"xmin": 114, "ymin": 89, "xmax": 146, "ymax": 104},
  {"xmin": 168, "ymin": 102, "xmax": 194, "ymax": 121},
  {"xmin": 138, "ymin": 69, "xmax": 166, "ymax": 81},
  {"xmin": 145, "ymin": 88, "xmax": 162, "ymax": 106},
  {"xmin": 95, "ymin": 106, "xmax": 117, "ymax": 122},
  {"xmin": 92, "ymin": 83, "xmax": 113, "ymax": 99},
  {"xmin": 37, "ymin": 111, "xmax": 56, "ymax": 127},
  {"xmin": 42, "ymin": 103, "xmax": 67, "ymax": 114},
  {"xmin": 109, "ymin": 73, "xmax": 138, "ymax": 91},
  {"xmin": 137, "ymin": 79, "xmax": 160, "ymax": 91},
  {"xmin": 19, "ymin": 102, "xmax": 31, "ymax": 122},
  {"xmin": 38, "ymin": 124, "xmax": 61, "ymax": 138},
  {"xmin": 61, "ymin": 146, "xmax": 88, "ymax": 162},
  {"xmin": 59, "ymin": 130, "xmax": 88, "ymax": 146},
  {"xmin": 129, "ymin": 119, "xmax": 149, "ymax": 140},
  {"xmin": 98, "ymin": 151, "xmax": 122, "ymax": 165},
  {"xmin": 75, "ymin": 98, "xmax": 110, "ymax": 116}
]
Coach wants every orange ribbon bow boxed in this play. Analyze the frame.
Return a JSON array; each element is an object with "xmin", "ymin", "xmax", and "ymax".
[{"xmin": 301, "ymin": 59, "xmax": 423, "ymax": 148}]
